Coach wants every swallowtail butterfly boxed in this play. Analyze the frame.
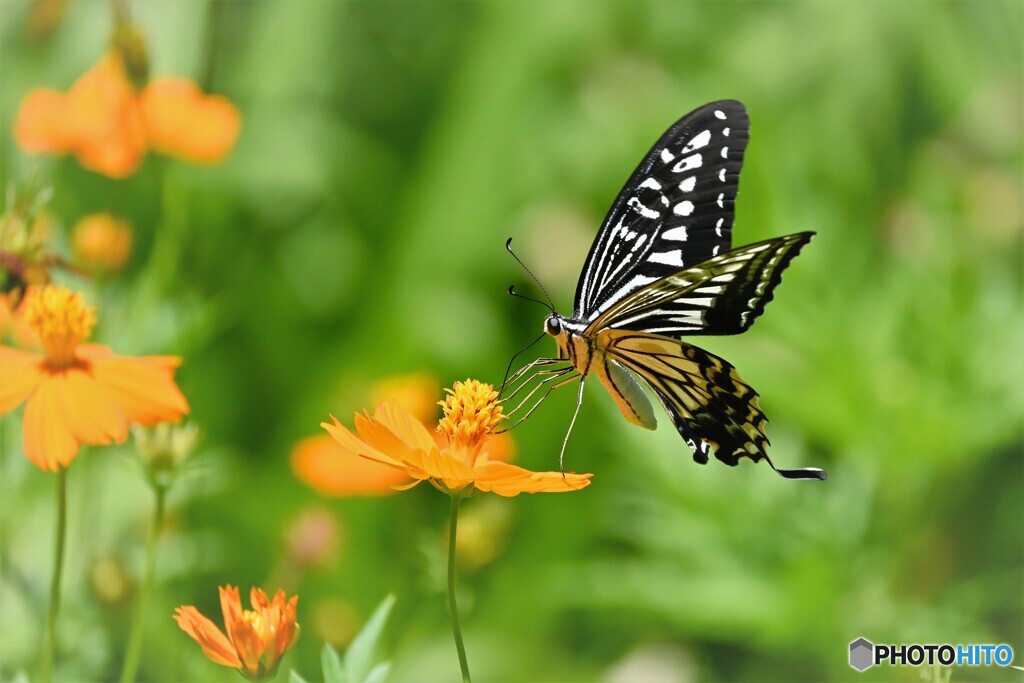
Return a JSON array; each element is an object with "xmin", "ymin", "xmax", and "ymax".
[{"xmin": 503, "ymin": 100, "xmax": 825, "ymax": 480}]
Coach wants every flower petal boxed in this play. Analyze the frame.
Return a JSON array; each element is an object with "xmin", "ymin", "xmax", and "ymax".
[
  {"xmin": 81, "ymin": 345, "xmax": 189, "ymax": 424},
  {"xmin": 472, "ymin": 461, "xmax": 593, "ymax": 497},
  {"xmin": 402, "ymin": 448, "xmax": 475, "ymax": 493},
  {"xmin": 374, "ymin": 400, "xmax": 438, "ymax": 453},
  {"xmin": 321, "ymin": 414, "xmax": 402, "ymax": 467},
  {"xmin": 63, "ymin": 53, "xmax": 146, "ymax": 177},
  {"xmin": 291, "ymin": 434, "xmax": 410, "ymax": 496},
  {"xmin": 0, "ymin": 347, "xmax": 45, "ymax": 415},
  {"xmin": 174, "ymin": 605, "xmax": 242, "ymax": 668},
  {"xmin": 22, "ymin": 376, "xmax": 80, "ymax": 471},
  {"xmin": 141, "ymin": 78, "xmax": 240, "ymax": 164},
  {"xmin": 13, "ymin": 89, "xmax": 71, "ymax": 152},
  {"xmin": 353, "ymin": 410, "xmax": 418, "ymax": 458},
  {"xmin": 219, "ymin": 585, "xmax": 243, "ymax": 635},
  {"xmin": 59, "ymin": 368, "xmax": 129, "ymax": 446}
]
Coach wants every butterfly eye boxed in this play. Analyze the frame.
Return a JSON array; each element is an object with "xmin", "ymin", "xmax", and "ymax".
[{"xmin": 545, "ymin": 316, "xmax": 562, "ymax": 336}]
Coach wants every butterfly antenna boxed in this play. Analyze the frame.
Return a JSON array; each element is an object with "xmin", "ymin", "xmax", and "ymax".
[{"xmin": 505, "ymin": 237, "xmax": 555, "ymax": 312}]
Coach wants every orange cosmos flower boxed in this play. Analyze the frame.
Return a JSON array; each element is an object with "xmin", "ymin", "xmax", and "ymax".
[
  {"xmin": 71, "ymin": 213, "xmax": 133, "ymax": 273},
  {"xmin": 322, "ymin": 379, "xmax": 591, "ymax": 497},
  {"xmin": 14, "ymin": 51, "xmax": 239, "ymax": 177},
  {"xmin": 0, "ymin": 285, "xmax": 188, "ymax": 471},
  {"xmin": 174, "ymin": 585, "xmax": 299, "ymax": 681},
  {"xmin": 292, "ymin": 372, "xmax": 441, "ymax": 496}
]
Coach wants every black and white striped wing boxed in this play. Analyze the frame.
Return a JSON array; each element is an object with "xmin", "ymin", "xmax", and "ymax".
[
  {"xmin": 574, "ymin": 100, "xmax": 749, "ymax": 322},
  {"xmin": 591, "ymin": 232, "xmax": 814, "ymax": 337},
  {"xmin": 603, "ymin": 330, "xmax": 825, "ymax": 479}
]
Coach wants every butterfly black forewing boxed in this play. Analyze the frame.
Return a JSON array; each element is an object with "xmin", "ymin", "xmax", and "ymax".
[
  {"xmin": 591, "ymin": 233, "xmax": 815, "ymax": 337},
  {"xmin": 573, "ymin": 100, "xmax": 749, "ymax": 322}
]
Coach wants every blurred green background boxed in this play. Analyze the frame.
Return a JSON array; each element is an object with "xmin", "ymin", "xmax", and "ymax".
[{"xmin": 1, "ymin": 1, "xmax": 1022, "ymax": 682}]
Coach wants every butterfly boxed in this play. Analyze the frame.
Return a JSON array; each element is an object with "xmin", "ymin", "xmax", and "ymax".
[{"xmin": 502, "ymin": 99, "xmax": 825, "ymax": 480}]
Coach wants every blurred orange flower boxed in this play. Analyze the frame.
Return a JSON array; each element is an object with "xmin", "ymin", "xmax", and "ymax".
[
  {"xmin": 174, "ymin": 585, "xmax": 299, "ymax": 681},
  {"xmin": 71, "ymin": 213, "xmax": 132, "ymax": 272},
  {"xmin": 14, "ymin": 51, "xmax": 240, "ymax": 177},
  {"xmin": 323, "ymin": 379, "xmax": 591, "ymax": 497},
  {"xmin": 0, "ymin": 285, "xmax": 188, "ymax": 470}
]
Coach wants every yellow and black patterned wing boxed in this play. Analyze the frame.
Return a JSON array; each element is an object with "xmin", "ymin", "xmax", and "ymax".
[{"xmin": 602, "ymin": 330, "xmax": 825, "ymax": 479}]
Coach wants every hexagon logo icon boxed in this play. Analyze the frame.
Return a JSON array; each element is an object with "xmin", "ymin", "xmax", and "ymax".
[{"xmin": 849, "ymin": 637, "xmax": 874, "ymax": 671}]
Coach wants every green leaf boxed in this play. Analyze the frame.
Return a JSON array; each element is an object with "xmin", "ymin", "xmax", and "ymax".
[
  {"xmin": 289, "ymin": 670, "xmax": 310, "ymax": 683},
  {"xmin": 345, "ymin": 594, "xmax": 396, "ymax": 683},
  {"xmin": 322, "ymin": 644, "xmax": 348, "ymax": 683},
  {"xmin": 363, "ymin": 663, "xmax": 392, "ymax": 683}
]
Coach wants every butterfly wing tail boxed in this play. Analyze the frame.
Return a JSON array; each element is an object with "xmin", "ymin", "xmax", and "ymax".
[{"xmin": 605, "ymin": 330, "xmax": 826, "ymax": 480}]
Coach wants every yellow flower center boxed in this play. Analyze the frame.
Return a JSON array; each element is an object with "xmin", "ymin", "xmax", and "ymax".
[
  {"xmin": 242, "ymin": 609, "xmax": 265, "ymax": 634},
  {"xmin": 437, "ymin": 379, "xmax": 504, "ymax": 450},
  {"xmin": 23, "ymin": 285, "xmax": 96, "ymax": 368}
]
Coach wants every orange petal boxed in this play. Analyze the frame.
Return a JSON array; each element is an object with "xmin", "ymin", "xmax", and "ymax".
[
  {"xmin": 22, "ymin": 375, "xmax": 80, "ymax": 471},
  {"xmin": 218, "ymin": 585, "xmax": 243, "ymax": 631},
  {"xmin": 352, "ymin": 410, "xmax": 424, "ymax": 460},
  {"xmin": 250, "ymin": 587, "xmax": 271, "ymax": 611},
  {"xmin": 63, "ymin": 53, "xmax": 133, "ymax": 142},
  {"xmin": 174, "ymin": 605, "xmax": 242, "ymax": 668},
  {"xmin": 82, "ymin": 346, "xmax": 189, "ymax": 424},
  {"xmin": 13, "ymin": 89, "xmax": 71, "ymax": 152},
  {"xmin": 291, "ymin": 434, "xmax": 410, "ymax": 496},
  {"xmin": 321, "ymin": 414, "xmax": 402, "ymax": 467},
  {"xmin": 141, "ymin": 78, "xmax": 240, "ymax": 164},
  {"xmin": 220, "ymin": 585, "xmax": 261, "ymax": 674},
  {"xmin": 0, "ymin": 347, "xmax": 45, "ymax": 415},
  {"xmin": 275, "ymin": 595, "xmax": 300, "ymax": 657},
  {"xmin": 374, "ymin": 400, "xmax": 437, "ymax": 453},
  {"xmin": 403, "ymin": 448, "xmax": 475, "ymax": 492},
  {"xmin": 60, "ymin": 53, "xmax": 146, "ymax": 177},
  {"xmin": 472, "ymin": 461, "xmax": 593, "ymax": 497},
  {"xmin": 59, "ymin": 368, "xmax": 129, "ymax": 446},
  {"xmin": 75, "ymin": 124, "xmax": 146, "ymax": 178}
]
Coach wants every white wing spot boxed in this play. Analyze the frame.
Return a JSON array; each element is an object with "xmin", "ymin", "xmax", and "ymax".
[
  {"xmin": 627, "ymin": 196, "xmax": 661, "ymax": 219},
  {"xmin": 723, "ymin": 127, "xmax": 730, "ymax": 136},
  {"xmin": 660, "ymin": 149, "xmax": 675, "ymax": 163},
  {"xmin": 671, "ymin": 153, "xmax": 702, "ymax": 173},
  {"xmin": 712, "ymin": 245, "xmax": 721, "ymax": 256},
  {"xmin": 716, "ymin": 193, "xmax": 725, "ymax": 208},
  {"xmin": 682, "ymin": 130, "xmax": 711, "ymax": 152},
  {"xmin": 714, "ymin": 110, "xmax": 726, "ymax": 120},
  {"xmin": 721, "ymin": 146, "xmax": 729, "ymax": 159},
  {"xmin": 679, "ymin": 176, "xmax": 697, "ymax": 192},
  {"xmin": 662, "ymin": 226, "xmax": 688, "ymax": 241},
  {"xmin": 648, "ymin": 250, "xmax": 685, "ymax": 267},
  {"xmin": 638, "ymin": 178, "xmax": 662, "ymax": 191},
  {"xmin": 673, "ymin": 201, "xmax": 694, "ymax": 217},
  {"xmin": 718, "ymin": 168, "xmax": 726, "ymax": 182},
  {"xmin": 715, "ymin": 217, "xmax": 724, "ymax": 237}
]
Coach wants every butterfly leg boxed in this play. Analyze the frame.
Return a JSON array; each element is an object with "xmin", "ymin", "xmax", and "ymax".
[
  {"xmin": 558, "ymin": 377, "xmax": 587, "ymax": 476},
  {"xmin": 500, "ymin": 357, "xmax": 565, "ymax": 396},
  {"xmin": 496, "ymin": 367, "xmax": 579, "ymax": 433}
]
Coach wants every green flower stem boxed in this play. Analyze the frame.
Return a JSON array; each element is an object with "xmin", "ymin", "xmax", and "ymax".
[
  {"xmin": 39, "ymin": 466, "xmax": 68, "ymax": 683},
  {"xmin": 447, "ymin": 495, "xmax": 472, "ymax": 683},
  {"xmin": 119, "ymin": 484, "xmax": 168, "ymax": 683}
]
